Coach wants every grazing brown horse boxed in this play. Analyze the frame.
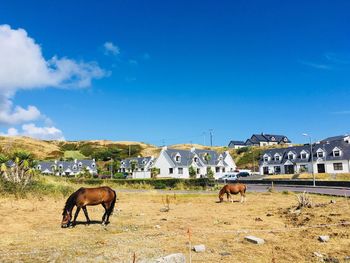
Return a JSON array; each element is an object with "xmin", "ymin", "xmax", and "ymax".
[
  {"xmin": 219, "ymin": 184, "xmax": 247, "ymax": 203},
  {"xmin": 61, "ymin": 186, "xmax": 117, "ymax": 228}
]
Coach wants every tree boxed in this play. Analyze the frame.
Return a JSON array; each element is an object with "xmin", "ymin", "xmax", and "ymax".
[
  {"xmin": 130, "ymin": 160, "xmax": 138, "ymax": 173},
  {"xmin": 206, "ymin": 167, "xmax": 214, "ymax": 179},
  {"xmin": 189, "ymin": 166, "xmax": 197, "ymax": 178},
  {"xmin": 151, "ymin": 167, "xmax": 160, "ymax": 179},
  {"xmin": 204, "ymin": 153, "xmax": 212, "ymax": 164},
  {"xmin": 0, "ymin": 151, "xmax": 37, "ymax": 187}
]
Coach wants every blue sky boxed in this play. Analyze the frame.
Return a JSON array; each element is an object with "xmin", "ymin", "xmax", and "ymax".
[{"xmin": 0, "ymin": 0, "xmax": 349, "ymax": 145}]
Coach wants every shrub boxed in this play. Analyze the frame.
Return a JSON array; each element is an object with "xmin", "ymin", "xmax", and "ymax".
[
  {"xmin": 154, "ymin": 181, "xmax": 167, "ymax": 189},
  {"xmin": 189, "ymin": 166, "xmax": 197, "ymax": 178}
]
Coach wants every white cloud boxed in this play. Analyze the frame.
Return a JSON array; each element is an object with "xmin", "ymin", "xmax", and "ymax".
[
  {"xmin": 0, "ymin": 97, "xmax": 41, "ymax": 125},
  {"xmin": 299, "ymin": 60, "xmax": 332, "ymax": 70},
  {"xmin": 0, "ymin": 24, "xmax": 107, "ymax": 138},
  {"xmin": 0, "ymin": 123, "xmax": 65, "ymax": 141},
  {"xmin": 104, "ymin": 41, "xmax": 120, "ymax": 56}
]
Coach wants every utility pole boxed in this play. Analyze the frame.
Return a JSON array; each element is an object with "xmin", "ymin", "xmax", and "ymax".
[
  {"xmin": 303, "ymin": 133, "xmax": 315, "ymax": 187},
  {"xmin": 129, "ymin": 145, "xmax": 131, "ymax": 157},
  {"xmin": 202, "ymin": 132, "xmax": 206, "ymax": 146},
  {"xmin": 209, "ymin": 129, "xmax": 213, "ymax": 147}
]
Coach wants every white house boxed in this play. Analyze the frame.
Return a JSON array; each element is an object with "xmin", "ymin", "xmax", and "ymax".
[
  {"xmin": 152, "ymin": 147, "xmax": 236, "ymax": 179},
  {"xmin": 259, "ymin": 135, "xmax": 350, "ymax": 175},
  {"xmin": 119, "ymin": 156, "xmax": 155, "ymax": 178},
  {"xmin": 37, "ymin": 159, "xmax": 97, "ymax": 176}
]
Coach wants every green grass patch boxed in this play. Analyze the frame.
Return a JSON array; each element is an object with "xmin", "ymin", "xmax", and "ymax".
[{"xmin": 64, "ymin": 150, "xmax": 87, "ymax": 160}]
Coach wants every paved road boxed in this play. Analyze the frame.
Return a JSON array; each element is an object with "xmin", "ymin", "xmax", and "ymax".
[{"xmin": 116, "ymin": 184, "xmax": 350, "ymax": 196}]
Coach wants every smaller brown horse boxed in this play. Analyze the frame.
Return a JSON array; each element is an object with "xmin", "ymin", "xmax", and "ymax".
[
  {"xmin": 219, "ymin": 183, "xmax": 247, "ymax": 203},
  {"xmin": 61, "ymin": 186, "xmax": 117, "ymax": 228}
]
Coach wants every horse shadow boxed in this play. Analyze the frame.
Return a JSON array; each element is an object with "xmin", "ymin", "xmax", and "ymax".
[{"xmin": 74, "ymin": 220, "xmax": 109, "ymax": 226}]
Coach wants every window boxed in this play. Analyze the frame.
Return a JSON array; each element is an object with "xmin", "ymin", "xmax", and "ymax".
[
  {"xmin": 284, "ymin": 137, "xmax": 288, "ymax": 142},
  {"xmin": 175, "ymin": 155, "xmax": 181, "ymax": 162},
  {"xmin": 271, "ymin": 137, "xmax": 276, "ymax": 141},
  {"xmin": 301, "ymin": 152, "xmax": 307, "ymax": 159},
  {"xmin": 197, "ymin": 168, "xmax": 200, "ymax": 174},
  {"xmin": 288, "ymin": 154, "xmax": 294, "ymax": 160},
  {"xmin": 333, "ymin": 150, "xmax": 341, "ymax": 157},
  {"xmin": 333, "ymin": 163, "xmax": 343, "ymax": 171},
  {"xmin": 263, "ymin": 155, "xmax": 269, "ymax": 162},
  {"xmin": 222, "ymin": 168, "xmax": 225, "ymax": 173},
  {"xmin": 37, "ymin": 165, "xmax": 41, "ymax": 170},
  {"xmin": 91, "ymin": 163, "xmax": 95, "ymax": 168},
  {"xmin": 78, "ymin": 162, "xmax": 82, "ymax": 167},
  {"xmin": 317, "ymin": 151, "xmax": 324, "ymax": 158},
  {"xmin": 169, "ymin": 168, "xmax": 173, "ymax": 174},
  {"xmin": 73, "ymin": 165, "xmax": 77, "ymax": 170},
  {"xmin": 215, "ymin": 167, "xmax": 220, "ymax": 172},
  {"xmin": 178, "ymin": 168, "xmax": 183, "ymax": 174},
  {"xmin": 274, "ymin": 166, "xmax": 281, "ymax": 174},
  {"xmin": 274, "ymin": 154, "xmax": 280, "ymax": 161},
  {"xmin": 194, "ymin": 157, "xmax": 199, "ymax": 163}
]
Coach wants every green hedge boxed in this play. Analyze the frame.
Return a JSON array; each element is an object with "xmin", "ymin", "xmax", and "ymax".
[{"xmin": 67, "ymin": 178, "xmax": 215, "ymax": 189}]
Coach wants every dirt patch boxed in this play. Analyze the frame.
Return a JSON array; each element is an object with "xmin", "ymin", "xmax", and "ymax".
[{"xmin": 0, "ymin": 192, "xmax": 349, "ymax": 262}]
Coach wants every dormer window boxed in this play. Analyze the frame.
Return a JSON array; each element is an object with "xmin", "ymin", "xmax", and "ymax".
[
  {"xmin": 37, "ymin": 165, "xmax": 41, "ymax": 170},
  {"xmin": 78, "ymin": 162, "xmax": 82, "ymax": 167},
  {"xmin": 333, "ymin": 148, "xmax": 341, "ymax": 157},
  {"xmin": 175, "ymin": 154, "xmax": 181, "ymax": 162},
  {"xmin": 300, "ymin": 150, "xmax": 308, "ymax": 160},
  {"xmin": 283, "ymin": 137, "xmax": 288, "ymax": 142},
  {"xmin": 91, "ymin": 163, "xmax": 96, "ymax": 168},
  {"xmin": 59, "ymin": 164, "xmax": 63, "ymax": 169},
  {"xmin": 73, "ymin": 165, "xmax": 77, "ymax": 170},
  {"xmin": 194, "ymin": 157, "xmax": 199, "ymax": 163},
  {"xmin": 274, "ymin": 154, "xmax": 281, "ymax": 161},
  {"xmin": 316, "ymin": 149, "xmax": 324, "ymax": 158},
  {"xmin": 142, "ymin": 159, "xmax": 147, "ymax": 164},
  {"xmin": 263, "ymin": 154, "xmax": 270, "ymax": 162},
  {"xmin": 288, "ymin": 152, "xmax": 294, "ymax": 160},
  {"xmin": 271, "ymin": 137, "xmax": 276, "ymax": 141}
]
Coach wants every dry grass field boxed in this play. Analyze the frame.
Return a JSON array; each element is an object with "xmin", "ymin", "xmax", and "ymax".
[{"xmin": 0, "ymin": 191, "xmax": 349, "ymax": 263}]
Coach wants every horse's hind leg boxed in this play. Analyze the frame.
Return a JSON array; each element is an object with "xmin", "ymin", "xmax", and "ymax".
[
  {"xmin": 72, "ymin": 206, "xmax": 81, "ymax": 226},
  {"xmin": 82, "ymin": 206, "xmax": 91, "ymax": 224}
]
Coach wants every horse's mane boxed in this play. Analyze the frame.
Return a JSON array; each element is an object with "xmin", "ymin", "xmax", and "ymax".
[{"xmin": 62, "ymin": 188, "xmax": 81, "ymax": 215}]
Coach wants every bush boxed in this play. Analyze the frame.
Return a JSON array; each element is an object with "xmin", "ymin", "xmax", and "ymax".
[
  {"xmin": 154, "ymin": 181, "xmax": 167, "ymax": 189},
  {"xmin": 113, "ymin": 173, "xmax": 126, "ymax": 179}
]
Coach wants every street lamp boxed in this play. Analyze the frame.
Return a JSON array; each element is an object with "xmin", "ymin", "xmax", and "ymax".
[{"xmin": 302, "ymin": 133, "xmax": 315, "ymax": 187}]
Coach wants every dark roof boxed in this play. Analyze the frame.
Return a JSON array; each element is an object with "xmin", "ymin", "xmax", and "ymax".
[
  {"xmin": 37, "ymin": 159, "xmax": 97, "ymax": 173},
  {"xmin": 260, "ymin": 140, "xmax": 350, "ymax": 165},
  {"xmin": 164, "ymin": 148, "xmax": 226, "ymax": 167},
  {"xmin": 250, "ymin": 134, "xmax": 291, "ymax": 144},
  {"xmin": 120, "ymin": 157, "xmax": 153, "ymax": 168},
  {"xmin": 228, "ymin": 140, "xmax": 246, "ymax": 147},
  {"xmin": 320, "ymin": 135, "xmax": 348, "ymax": 143}
]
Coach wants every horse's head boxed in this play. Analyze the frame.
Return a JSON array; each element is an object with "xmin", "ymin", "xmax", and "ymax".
[
  {"xmin": 218, "ymin": 187, "xmax": 225, "ymax": 202},
  {"xmin": 61, "ymin": 210, "xmax": 71, "ymax": 228}
]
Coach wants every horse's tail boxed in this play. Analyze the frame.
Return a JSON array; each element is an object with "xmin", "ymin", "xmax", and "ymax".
[
  {"xmin": 244, "ymin": 184, "xmax": 247, "ymax": 193},
  {"xmin": 109, "ymin": 189, "xmax": 117, "ymax": 215}
]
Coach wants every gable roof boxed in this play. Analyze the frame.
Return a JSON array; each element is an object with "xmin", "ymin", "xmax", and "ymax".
[
  {"xmin": 228, "ymin": 140, "xmax": 246, "ymax": 147},
  {"xmin": 250, "ymin": 133, "xmax": 291, "ymax": 143},
  {"xmin": 260, "ymin": 140, "xmax": 350, "ymax": 165},
  {"xmin": 163, "ymin": 148, "xmax": 230, "ymax": 167},
  {"xmin": 120, "ymin": 157, "xmax": 153, "ymax": 168}
]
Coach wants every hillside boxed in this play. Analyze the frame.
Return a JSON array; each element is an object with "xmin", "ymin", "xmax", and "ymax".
[{"xmin": 0, "ymin": 136, "xmax": 283, "ymax": 170}]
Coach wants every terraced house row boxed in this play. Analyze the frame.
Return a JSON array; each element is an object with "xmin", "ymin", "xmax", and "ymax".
[
  {"xmin": 120, "ymin": 147, "xmax": 236, "ymax": 179},
  {"xmin": 259, "ymin": 135, "xmax": 350, "ymax": 175}
]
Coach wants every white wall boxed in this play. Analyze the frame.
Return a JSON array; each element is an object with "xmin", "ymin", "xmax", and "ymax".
[{"xmin": 133, "ymin": 171, "xmax": 151, "ymax": 179}]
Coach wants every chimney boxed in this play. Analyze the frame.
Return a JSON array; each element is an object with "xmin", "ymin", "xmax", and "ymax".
[
  {"xmin": 74, "ymin": 159, "xmax": 77, "ymax": 163},
  {"xmin": 162, "ymin": 146, "xmax": 167, "ymax": 151},
  {"xmin": 190, "ymin": 147, "xmax": 196, "ymax": 152}
]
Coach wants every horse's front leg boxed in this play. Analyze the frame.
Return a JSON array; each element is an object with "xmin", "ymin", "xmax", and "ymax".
[
  {"xmin": 72, "ymin": 206, "xmax": 81, "ymax": 226},
  {"xmin": 82, "ymin": 206, "xmax": 91, "ymax": 224},
  {"xmin": 101, "ymin": 203, "xmax": 107, "ymax": 225}
]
